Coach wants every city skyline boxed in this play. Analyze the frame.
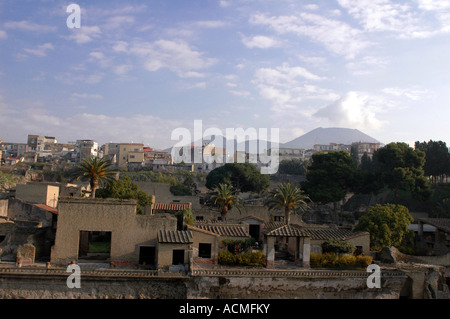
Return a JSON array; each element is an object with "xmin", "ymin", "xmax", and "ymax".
[{"xmin": 1, "ymin": 0, "xmax": 450, "ymax": 149}]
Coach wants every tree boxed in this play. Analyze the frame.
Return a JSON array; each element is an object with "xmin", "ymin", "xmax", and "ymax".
[
  {"xmin": 301, "ymin": 151, "xmax": 358, "ymax": 223},
  {"xmin": 75, "ymin": 157, "xmax": 117, "ymax": 198},
  {"xmin": 210, "ymin": 183, "xmax": 244, "ymax": 221},
  {"xmin": 278, "ymin": 159, "xmax": 307, "ymax": 175},
  {"xmin": 264, "ymin": 183, "xmax": 310, "ymax": 224},
  {"xmin": 355, "ymin": 204, "xmax": 413, "ymax": 248},
  {"xmin": 205, "ymin": 163, "xmax": 270, "ymax": 194},
  {"xmin": 96, "ymin": 175, "xmax": 153, "ymax": 214},
  {"xmin": 374, "ymin": 142, "xmax": 431, "ymax": 201},
  {"xmin": 415, "ymin": 140, "xmax": 450, "ymax": 184}
]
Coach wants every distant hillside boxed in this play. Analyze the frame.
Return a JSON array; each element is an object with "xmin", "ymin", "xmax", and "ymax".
[{"xmin": 282, "ymin": 127, "xmax": 381, "ymax": 150}]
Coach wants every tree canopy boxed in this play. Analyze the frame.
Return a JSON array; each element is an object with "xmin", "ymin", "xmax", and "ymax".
[
  {"xmin": 374, "ymin": 142, "xmax": 431, "ymax": 201},
  {"xmin": 96, "ymin": 175, "xmax": 153, "ymax": 214},
  {"xmin": 205, "ymin": 163, "xmax": 270, "ymax": 194},
  {"xmin": 354, "ymin": 204, "xmax": 413, "ymax": 248},
  {"xmin": 264, "ymin": 183, "xmax": 310, "ymax": 224},
  {"xmin": 415, "ymin": 140, "xmax": 450, "ymax": 183},
  {"xmin": 301, "ymin": 151, "xmax": 358, "ymax": 204},
  {"xmin": 75, "ymin": 157, "xmax": 117, "ymax": 198}
]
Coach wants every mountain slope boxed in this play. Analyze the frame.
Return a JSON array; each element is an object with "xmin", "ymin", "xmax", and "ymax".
[{"xmin": 282, "ymin": 127, "xmax": 381, "ymax": 150}]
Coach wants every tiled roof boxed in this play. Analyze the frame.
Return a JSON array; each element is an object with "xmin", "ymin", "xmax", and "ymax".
[
  {"xmin": 263, "ymin": 222, "xmax": 367, "ymax": 240},
  {"xmin": 193, "ymin": 224, "xmax": 250, "ymax": 238},
  {"xmin": 418, "ymin": 218, "xmax": 450, "ymax": 233},
  {"xmin": 302, "ymin": 227, "xmax": 365, "ymax": 240},
  {"xmin": 158, "ymin": 230, "xmax": 193, "ymax": 244},
  {"xmin": 239, "ymin": 215, "xmax": 265, "ymax": 223},
  {"xmin": 34, "ymin": 204, "xmax": 58, "ymax": 215},
  {"xmin": 264, "ymin": 224, "xmax": 309, "ymax": 237},
  {"xmin": 153, "ymin": 202, "xmax": 191, "ymax": 212}
]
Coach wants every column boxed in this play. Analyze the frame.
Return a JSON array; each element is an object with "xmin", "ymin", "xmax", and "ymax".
[
  {"xmin": 302, "ymin": 237, "xmax": 311, "ymax": 268},
  {"xmin": 265, "ymin": 236, "xmax": 275, "ymax": 269}
]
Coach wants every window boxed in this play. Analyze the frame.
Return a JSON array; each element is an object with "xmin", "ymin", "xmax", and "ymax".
[
  {"xmin": 172, "ymin": 249, "xmax": 185, "ymax": 265},
  {"xmin": 130, "ymin": 155, "xmax": 135, "ymax": 159},
  {"xmin": 198, "ymin": 243, "xmax": 212, "ymax": 258},
  {"xmin": 196, "ymin": 216, "xmax": 204, "ymax": 221}
]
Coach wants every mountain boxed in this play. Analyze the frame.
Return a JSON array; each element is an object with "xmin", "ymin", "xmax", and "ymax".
[{"xmin": 282, "ymin": 127, "xmax": 382, "ymax": 150}]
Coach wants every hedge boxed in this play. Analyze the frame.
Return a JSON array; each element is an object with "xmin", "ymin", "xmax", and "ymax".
[
  {"xmin": 310, "ymin": 253, "xmax": 372, "ymax": 269},
  {"xmin": 218, "ymin": 250, "xmax": 265, "ymax": 267}
]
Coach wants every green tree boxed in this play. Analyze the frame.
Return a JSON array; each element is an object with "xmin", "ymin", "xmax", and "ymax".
[
  {"xmin": 321, "ymin": 239, "xmax": 355, "ymax": 255},
  {"xmin": 264, "ymin": 183, "xmax": 310, "ymax": 224},
  {"xmin": 75, "ymin": 157, "xmax": 117, "ymax": 198},
  {"xmin": 355, "ymin": 204, "xmax": 413, "ymax": 248},
  {"xmin": 210, "ymin": 183, "xmax": 244, "ymax": 221},
  {"xmin": 415, "ymin": 140, "xmax": 450, "ymax": 184},
  {"xmin": 176, "ymin": 208, "xmax": 194, "ymax": 230},
  {"xmin": 205, "ymin": 163, "xmax": 270, "ymax": 194},
  {"xmin": 301, "ymin": 151, "xmax": 358, "ymax": 223},
  {"xmin": 96, "ymin": 175, "xmax": 153, "ymax": 214},
  {"xmin": 375, "ymin": 142, "xmax": 431, "ymax": 201},
  {"xmin": 278, "ymin": 159, "xmax": 307, "ymax": 175}
]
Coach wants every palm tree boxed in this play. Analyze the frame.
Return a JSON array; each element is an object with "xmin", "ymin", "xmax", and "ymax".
[
  {"xmin": 264, "ymin": 183, "xmax": 311, "ymax": 225},
  {"xmin": 210, "ymin": 183, "xmax": 243, "ymax": 221},
  {"xmin": 76, "ymin": 157, "xmax": 117, "ymax": 198}
]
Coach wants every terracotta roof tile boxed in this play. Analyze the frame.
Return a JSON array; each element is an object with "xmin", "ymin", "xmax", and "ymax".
[
  {"xmin": 158, "ymin": 230, "xmax": 193, "ymax": 244},
  {"xmin": 153, "ymin": 202, "xmax": 191, "ymax": 212},
  {"xmin": 193, "ymin": 224, "xmax": 250, "ymax": 238},
  {"xmin": 34, "ymin": 204, "xmax": 58, "ymax": 214}
]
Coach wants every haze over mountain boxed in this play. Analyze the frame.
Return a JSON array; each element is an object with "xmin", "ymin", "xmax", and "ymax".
[{"xmin": 282, "ymin": 127, "xmax": 382, "ymax": 150}]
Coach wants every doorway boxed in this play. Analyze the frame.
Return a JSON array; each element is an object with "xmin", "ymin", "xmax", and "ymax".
[
  {"xmin": 78, "ymin": 231, "xmax": 111, "ymax": 261},
  {"xmin": 249, "ymin": 224, "xmax": 261, "ymax": 242},
  {"xmin": 139, "ymin": 246, "xmax": 156, "ymax": 266}
]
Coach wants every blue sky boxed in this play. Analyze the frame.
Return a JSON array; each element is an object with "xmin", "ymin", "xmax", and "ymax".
[{"xmin": 1, "ymin": 0, "xmax": 450, "ymax": 149}]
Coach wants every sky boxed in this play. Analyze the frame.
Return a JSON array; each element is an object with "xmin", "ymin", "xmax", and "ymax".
[{"xmin": 1, "ymin": 0, "xmax": 450, "ymax": 150}]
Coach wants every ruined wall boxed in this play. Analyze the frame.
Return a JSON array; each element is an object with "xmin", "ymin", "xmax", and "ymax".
[
  {"xmin": 7, "ymin": 198, "xmax": 53, "ymax": 227},
  {"xmin": 0, "ymin": 271, "xmax": 407, "ymax": 299},
  {"xmin": 51, "ymin": 198, "xmax": 177, "ymax": 265}
]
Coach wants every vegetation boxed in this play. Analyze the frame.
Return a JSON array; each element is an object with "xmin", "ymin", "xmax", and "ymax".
[
  {"xmin": 415, "ymin": 140, "xmax": 450, "ymax": 184},
  {"xmin": 176, "ymin": 208, "xmax": 195, "ymax": 230},
  {"xmin": 209, "ymin": 183, "xmax": 244, "ymax": 221},
  {"xmin": 205, "ymin": 163, "xmax": 270, "ymax": 194},
  {"xmin": 355, "ymin": 204, "xmax": 413, "ymax": 249},
  {"xmin": 218, "ymin": 249, "xmax": 265, "ymax": 267},
  {"xmin": 223, "ymin": 238, "xmax": 256, "ymax": 253},
  {"xmin": 321, "ymin": 239, "xmax": 355, "ymax": 255},
  {"xmin": 310, "ymin": 253, "xmax": 372, "ymax": 269},
  {"xmin": 75, "ymin": 157, "xmax": 117, "ymax": 198},
  {"xmin": 264, "ymin": 183, "xmax": 310, "ymax": 224},
  {"xmin": 277, "ymin": 159, "xmax": 307, "ymax": 175},
  {"xmin": 374, "ymin": 142, "xmax": 431, "ymax": 201},
  {"xmin": 96, "ymin": 175, "xmax": 153, "ymax": 214}
]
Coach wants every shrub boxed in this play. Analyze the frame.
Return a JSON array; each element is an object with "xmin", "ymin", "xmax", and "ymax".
[
  {"xmin": 223, "ymin": 238, "xmax": 255, "ymax": 253},
  {"xmin": 321, "ymin": 239, "xmax": 355, "ymax": 255},
  {"xmin": 310, "ymin": 252, "xmax": 372, "ymax": 269},
  {"xmin": 218, "ymin": 250, "xmax": 265, "ymax": 267}
]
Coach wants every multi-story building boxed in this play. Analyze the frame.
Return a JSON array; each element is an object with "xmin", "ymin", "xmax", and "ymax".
[
  {"xmin": 102, "ymin": 143, "xmax": 145, "ymax": 167},
  {"xmin": 76, "ymin": 139, "xmax": 99, "ymax": 161},
  {"xmin": 351, "ymin": 142, "xmax": 381, "ymax": 160}
]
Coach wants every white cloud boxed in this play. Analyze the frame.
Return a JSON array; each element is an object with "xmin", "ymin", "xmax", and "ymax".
[
  {"xmin": 242, "ymin": 35, "xmax": 281, "ymax": 49},
  {"xmin": 415, "ymin": 0, "xmax": 450, "ymax": 11},
  {"xmin": 338, "ymin": 0, "xmax": 450, "ymax": 38},
  {"xmin": 122, "ymin": 39, "xmax": 217, "ymax": 76},
  {"xmin": 4, "ymin": 20, "xmax": 57, "ymax": 32},
  {"xmin": 66, "ymin": 26, "xmax": 101, "ymax": 44},
  {"xmin": 250, "ymin": 12, "xmax": 372, "ymax": 59},
  {"xmin": 382, "ymin": 87, "xmax": 427, "ymax": 101},
  {"xmin": 346, "ymin": 55, "xmax": 389, "ymax": 75},
  {"xmin": 113, "ymin": 64, "xmax": 133, "ymax": 75},
  {"xmin": 23, "ymin": 43, "xmax": 54, "ymax": 57},
  {"xmin": 71, "ymin": 93, "xmax": 103, "ymax": 100},
  {"xmin": 0, "ymin": 30, "xmax": 7, "ymax": 39},
  {"xmin": 195, "ymin": 20, "xmax": 228, "ymax": 28},
  {"xmin": 314, "ymin": 91, "xmax": 387, "ymax": 130}
]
